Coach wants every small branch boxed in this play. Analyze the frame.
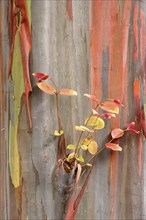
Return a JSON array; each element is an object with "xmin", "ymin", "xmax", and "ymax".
[{"xmin": 55, "ymin": 93, "xmax": 61, "ymax": 131}]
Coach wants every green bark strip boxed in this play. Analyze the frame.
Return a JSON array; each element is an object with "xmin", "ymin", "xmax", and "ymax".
[{"xmin": 9, "ymin": 32, "xmax": 25, "ymax": 188}]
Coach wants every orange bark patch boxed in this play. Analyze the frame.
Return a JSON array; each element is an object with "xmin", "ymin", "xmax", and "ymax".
[
  {"xmin": 133, "ymin": 3, "xmax": 139, "ymax": 62},
  {"xmin": 67, "ymin": 0, "xmax": 73, "ymax": 21}
]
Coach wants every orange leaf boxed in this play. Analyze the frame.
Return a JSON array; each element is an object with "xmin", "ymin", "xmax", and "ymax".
[
  {"xmin": 100, "ymin": 101, "xmax": 119, "ymax": 114},
  {"xmin": 84, "ymin": 94, "xmax": 98, "ymax": 103},
  {"xmin": 111, "ymin": 128, "xmax": 124, "ymax": 139},
  {"xmin": 105, "ymin": 143, "xmax": 122, "ymax": 151},
  {"xmin": 37, "ymin": 82, "xmax": 56, "ymax": 94},
  {"xmin": 59, "ymin": 89, "xmax": 77, "ymax": 96}
]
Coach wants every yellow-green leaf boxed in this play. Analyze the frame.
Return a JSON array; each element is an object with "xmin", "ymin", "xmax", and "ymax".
[
  {"xmin": 54, "ymin": 130, "xmax": 64, "ymax": 136},
  {"xmin": 9, "ymin": 32, "xmax": 26, "ymax": 188},
  {"xmin": 59, "ymin": 89, "xmax": 77, "ymax": 96},
  {"xmin": 85, "ymin": 116, "xmax": 105, "ymax": 129},
  {"xmin": 85, "ymin": 163, "xmax": 92, "ymax": 167},
  {"xmin": 37, "ymin": 82, "xmax": 56, "ymax": 94},
  {"xmin": 88, "ymin": 140, "xmax": 98, "ymax": 155},
  {"xmin": 76, "ymin": 155, "xmax": 84, "ymax": 163},
  {"xmin": 67, "ymin": 144, "xmax": 75, "ymax": 150}
]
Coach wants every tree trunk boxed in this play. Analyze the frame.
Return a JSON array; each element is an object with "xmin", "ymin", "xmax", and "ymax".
[{"xmin": 0, "ymin": 0, "xmax": 146, "ymax": 219}]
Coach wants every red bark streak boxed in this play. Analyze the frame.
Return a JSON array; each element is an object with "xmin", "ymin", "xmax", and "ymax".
[
  {"xmin": 90, "ymin": 0, "xmax": 110, "ymax": 102},
  {"xmin": 67, "ymin": 0, "xmax": 73, "ymax": 21},
  {"xmin": 140, "ymin": 10, "xmax": 146, "ymax": 95},
  {"xmin": 133, "ymin": 79, "xmax": 142, "ymax": 177},
  {"xmin": 133, "ymin": 3, "xmax": 139, "ymax": 62},
  {"xmin": 108, "ymin": 1, "xmax": 132, "ymax": 219},
  {"xmin": 7, "ymin": 0, "xmax": 17, "ymax": 76},
  {"xmin": 121, "ymin": 1, "xmax": 132, "ymax": 122},
  {"xmin": 0, "ymin": 1, "xmax": 5, "ymax": 218},
  {"xmin": 8, "ymin": 0, "xmax": 32, "ymax": 128},
  {"xmin": 141, "ymin": 105, "xmax": 146, "ymax": 138}
]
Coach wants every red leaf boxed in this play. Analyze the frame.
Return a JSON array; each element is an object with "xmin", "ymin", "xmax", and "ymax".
[
  {"xmin": 37, "ymin": 82, "xmax": 56, "ymax": 94},
  {"xmin": 128, "ymin": 129, "xmax": 140, "ymax": 134},
  {"xmin": 127, "ymin": 122, "xmax": 135, "ymax": 130},
  {"xmin": 84, "ymin": 94, "xmax": 98, "ymax": 103},
  {"xmin": 59, "ymin": 89, "xmax": 77, "ymax": 96},
  {"xmin": 100, "ymin": 101, "xmax": 119, "ymax": 114},
  {"xmin": 32, "ymin": 72, "xmax": 49, "ymax": 82},
  {"xmin": 111, "ymin": 128, "xmax": 124, "ymax": 139},
  {"xmin": 113, "ymin": 99, "xmax": 124, "ymax": 107},
  {"xmin": 105, "ymin": 143, "xmax": 122, "ymax": 151}
]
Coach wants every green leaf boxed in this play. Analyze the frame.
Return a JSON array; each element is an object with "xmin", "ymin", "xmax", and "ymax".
[
  {"xmin": 85, "ymin": 116, "xmax": 105, "ymax": 129},
  {"xmin": 88, "ymin": 140, "xmax": 98, "ymax": 155},
  {"xmin": 76, "ymin": 155, "xmax": 84, "ymax": 163},
  {"xmin": 54, "ymin": 130, "xmax": 64, "ymax": 136},
  {"xmin": 67, "ymin": 144, "xmax": 75, "ymax": 150}
]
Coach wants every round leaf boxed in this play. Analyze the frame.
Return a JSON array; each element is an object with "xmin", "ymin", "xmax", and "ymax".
[
  {"xmin": 88, "ymin": 140, "xmax": 98, "ymax": 155},
  {"xmin": 111, "ymin": 128, "xmax": 124, "ymax": 139},
  {"xmin": 85, "ymin": 116, "xmax": 105, "ymax": 129}
]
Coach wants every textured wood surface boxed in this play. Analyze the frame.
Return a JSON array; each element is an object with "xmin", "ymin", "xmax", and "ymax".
[{"xmin": 0, "ymin": 0, "xmax": 146, "ymax": 219}]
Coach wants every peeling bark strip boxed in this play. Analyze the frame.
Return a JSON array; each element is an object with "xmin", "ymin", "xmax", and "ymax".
[
  {"xmin": 0, "ymin": 1, "xmax": 5, "ymax": 218},
  {"xmin": 8, "ymin": 0, "xmax": 32, "ymax": 128},
  {"xmin": 8, "ymin": 0, "xmax": 32, "ymax": 188}
]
